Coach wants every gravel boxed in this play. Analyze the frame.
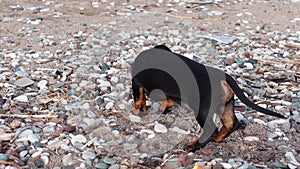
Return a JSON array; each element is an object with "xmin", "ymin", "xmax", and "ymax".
[{"xmin": 0, "ymin": 0, "xmax": 300, "ymax": 168}]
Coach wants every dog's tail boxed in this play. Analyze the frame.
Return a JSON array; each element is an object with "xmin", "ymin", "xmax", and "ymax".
[{"xmin": 225, "ymin": 74, "xmax": 286, "ymax": 118}]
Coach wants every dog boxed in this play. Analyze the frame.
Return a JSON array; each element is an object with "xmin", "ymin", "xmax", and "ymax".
[{"xmin": 131, "ymin": 45, "xmax": 285, "ymax": 152}]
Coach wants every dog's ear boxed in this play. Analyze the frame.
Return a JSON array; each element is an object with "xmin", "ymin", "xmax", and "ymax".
[{"xmin": 154, "ymin": 45, "xmax": 172, "ymax": 52}]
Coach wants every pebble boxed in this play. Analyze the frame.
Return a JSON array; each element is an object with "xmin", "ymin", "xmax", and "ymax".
[
  {"xmin": 95, "ymin": 163, "xmax": 109, "ymax": 169},
  {"xmin": 243, "ymin": 136, "xmax": 259, "ymax": 142},
  {"xmin": 14, "ymin": 77, "xmax": 34, "ymax": 87},
  {"xmin": 105, "ymin": 102, "xmax": 114, "ymax": 110},
  {"xmin": 82, "ymin": 150, "xmax": 96, "ymax": 160},
  {"xmin": 129, "ymin": 114, "xmax": 141, "ymax": 123},
  {"xmin": 71, "ymin": 134, "xmax": 87, "ymax": 145},
  {"xmin": 62, "ymin": 153, "xmax": 74, "ymax": 166},
  {"xmin": 221, "ymin": 163, "xmax": 232, "ymax": 169},
  {"xmin": 285, "ymin": 152, "xmax": 300, "ymax": 166},
  {"xmin": 243, "ymin": 62, "xmax": 254, "ymax": 70},
  {"xmin": 103, "ymin": 157, "xmax": 117, "ymax": 164},
  {"xmin": 14, "ymin": 95, "xmax": 29, "ymax": 102},
  {"xmin": 37, "ymin": 80, "xmax": 48, "ymax": 89},
  {"xmin": 28, "ymin": 133, "xmax": 40, "ymax": 143},
  {"xmin": 0, "ymin": 154, "xmax": 9, "ymax": 161},
  {"xmin": 154, "ymin": 123, "xmax": 168, "ymax": 133}
]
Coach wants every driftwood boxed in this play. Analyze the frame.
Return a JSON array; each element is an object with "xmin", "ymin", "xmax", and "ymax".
[
  {"xmin": 255, "ymin": 57, "xmax": 300, "ymax": 65},
  {"xmin": 0, "ymin": 113, "xmax": 58, "ymax": 119},
  {"xmin": 0, "ymin": 160, "xmax": 21, "ymax": 169}
]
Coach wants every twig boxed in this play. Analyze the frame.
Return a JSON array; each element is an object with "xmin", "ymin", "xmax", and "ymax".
[
  {"xmin": 0, "ymin": 113, "xmax": 58, "ymax": 119},
  {"xmin": 188, "ymin": 1, "xmax": 222, "ymax": 8},
  {"xmin": 253, "ymin": 164, "xmax": 268, "ymax": 168},
  {"xmin": 0, "ymin": 160, "xmax": 21, "ymax": 169},
  {"xmin": 255, "ymin": 57, "xmax": 300, "ymax": 65},
  {"xmin": 285, "ymin": 43, "xmax": 300, "ymax": 50},
  {"xmin": 161, "ymin": 154, "xmax": 175, "ymax": 167}
]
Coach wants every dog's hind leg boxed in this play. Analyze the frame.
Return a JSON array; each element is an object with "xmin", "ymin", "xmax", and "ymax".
[
  {"xmin": 215, "ymin": 81, "xmax": 240, "ymax": 142},
  {"xmin": 159, "ymin": 99, "xmax": 173, "ymax": 113},
  {"xmin": 133, "ymin": 87, "xmax": 147, "ymax": 115}
]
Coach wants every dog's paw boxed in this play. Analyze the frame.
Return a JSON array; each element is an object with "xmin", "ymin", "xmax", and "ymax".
[{"xmin": 184, "ymin": 139, "xmax": 200, "ymax": 152}]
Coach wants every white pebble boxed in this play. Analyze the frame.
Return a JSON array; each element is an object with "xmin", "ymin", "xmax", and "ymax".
[
  {"xmin": 105, "ymin": 102, "xmax": 114, "ymax": 110},
  {"xmin": 285, "ymin": 152, "xmax": 300, "ymax": 166},
  {"xmin": 253, "ymin": 118, "xmax": 267, "ymax": 125},
  {"xmin": 154, "ymin": 123, "xmax": 168, "ymax": 133},
  {"xmin": 243, "ymin": 62, "xmax": 254, "ymax": 70},
  {"xmin": 37, "ymin": 80, "xmax": 48, "ymax": 89},
  {"xmin": 129, "ymin": 114, "xmax": 141, "ymax": 123},
  {"xmin": 41, "ymin": 155, "xmax": 49, "ymax": 165},
  {"xmin": 111, "ymin": 76, "xmax": 118, "ymax": 84},
  {"xmin": 244, "ymin": 136, "xmax": 259, "ymax": 142},
  {"xmin": 221, "ymin": 163, "xmax": 232, "ymax": 169},
  {"xmin": 32, "ymin": 151, "xmax": 42, "ymax": 158},
  {"xmin": 71, "ymin": 134, "xmax": 87, "ymax": 145},
  {"xmin": 14, "ymin": 95, "xmax": 29, "ymax": 102}
]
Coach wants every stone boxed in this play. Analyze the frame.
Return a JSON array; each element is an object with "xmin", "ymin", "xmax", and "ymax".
[
  {"xmin": 14, "ymin": 77, "xmax": 34, "ymax": 87},
  {"xmin": 129, "ymin": 114, "xmax": 141, "ymax": 123},
  {"xmin": 154, "ymin": 123, "xmax": 168, "ymax": 133},
  {"xmin": 0, "ymin": 153, "xmax": 9, "ymax": 161},
  {"xmin": 37, "ymin": 80, "xmax": 48, "ymax": 89},
  {"xmin": 71, "ymin": 134, "xmax": 87, "ymax": 145},
  {"xmin": 103, "ymin": 157, "xmax": 117, "ymax": 164},
  {"xmin": 82, "ymin": 150, "xmax": 96, "ymax": 160},
  {"xmin": 243, "ymin": 136, "xmax": 259, "ymax": 142},
  {"xmin": 14, "ymin": 95, "xmax": 29, "ymax": 102}
]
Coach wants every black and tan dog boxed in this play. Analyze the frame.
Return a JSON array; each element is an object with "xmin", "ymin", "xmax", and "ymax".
[{"xmin": 131, "ymin": 45, "xmax": 285, "ymax": 152}]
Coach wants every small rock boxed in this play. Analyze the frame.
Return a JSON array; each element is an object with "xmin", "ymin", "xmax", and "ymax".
[
  {"xmin": 221, "ymin": 163, "xmax": 232, "ymax": 169},
  {"xmin": 105, "ymin": 102, "xmax": 114, "ymax": 110},
  {"xmin": 266, "ymin": 162, "xmax": 288, "ymax": 168},
  {"xmin": 243, "ymin": 62, "xmax": 254, "ymax": 70},
  {"xmin": 34, "ymin": 158, "xmax": 44, "ymax": 168},
  {"xmin": 0, "ymin": 153, "xmax": 9, "ymax": 161},
  {"xmin": 124, "ymin": 143, "xmax": 138, "ymax": 150},
  {"xmin": 82, "ymin": 150, "xmax": 96, "ymax": 160},
  {"xmin": 37, "ymin": 80, "xmax": 48, "ymax": 89},
  {"xmin": 14, "ymin": 77, "xmax": 34, "ymax": 87},
  {"xmin": 63, "ymin": 126, "xmax": 76, "ymax": 133},
  {"xmin": 62, "ymin": 153, "xmax": 74, "ymax": 166},
  {"xmin": 19, "ymin": 150, "xmax": 28, "ymax": 158},
  {"xmin": 41, "ymin": 155, "xmax": 49, "ymax": 166},
  {"xmin": 95, "ymin": 163, "xmax": 109, "ymax": 169},
  {"xmin": 28, "ymin": 133, "xmax": 40, "ymax": 143},
  {"xmin": 265, "ymin": 141, "xmax": 277, "ymax": 147},
  {"xmin": 129, "ymin": 114, "xmax": 141, "ymax": 123},
  {"xmin": 103, "ymin": 157, "xmax": 117, "ymax": 164},
  {"xmin": 14, "ymin": 95, "xmax": 29, "ymax": 102},
  {"xmin": 285, "ymin": 152, "xmax": 300, "ymax": 166},
  {"xmin": 15, "ymin": 70, "xmax": 29, "ymax": 77},
  {"xmin": 2, "ymin": 17, "xmax": 13, "ymax": 22},
  {"xmin": 32, "ymin": 151, "xmax": 42, "ymax": 158},
  {"xmin": 18, "ymin": 129, "xmax": 34, "ymax": 138},
  {"xmin": 154, "ymin": 123, "xmax": 168, "ymax": 133},
  {"xmin": 243, "ymin": 136, "xmax": 259, "ymax": 142},
  {"xmin": 71, "ymin": 134, "xmax": 87, "ymax": 145}
]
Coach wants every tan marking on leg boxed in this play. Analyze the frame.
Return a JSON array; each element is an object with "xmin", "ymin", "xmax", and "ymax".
[
  {"xmin": 215, "ymin": 99, "xmax": 235, "ymax": 142},
  {"xmin": 159, "ymin": 99, "xmax": 173, "ymax": 112},
  {"xmin": 134, "ymin": 87, "xmax": 146, "ymax": 115},
  {"xmin": 221, "ymin": 80, "xmax": 234, "ymax": 102}
]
